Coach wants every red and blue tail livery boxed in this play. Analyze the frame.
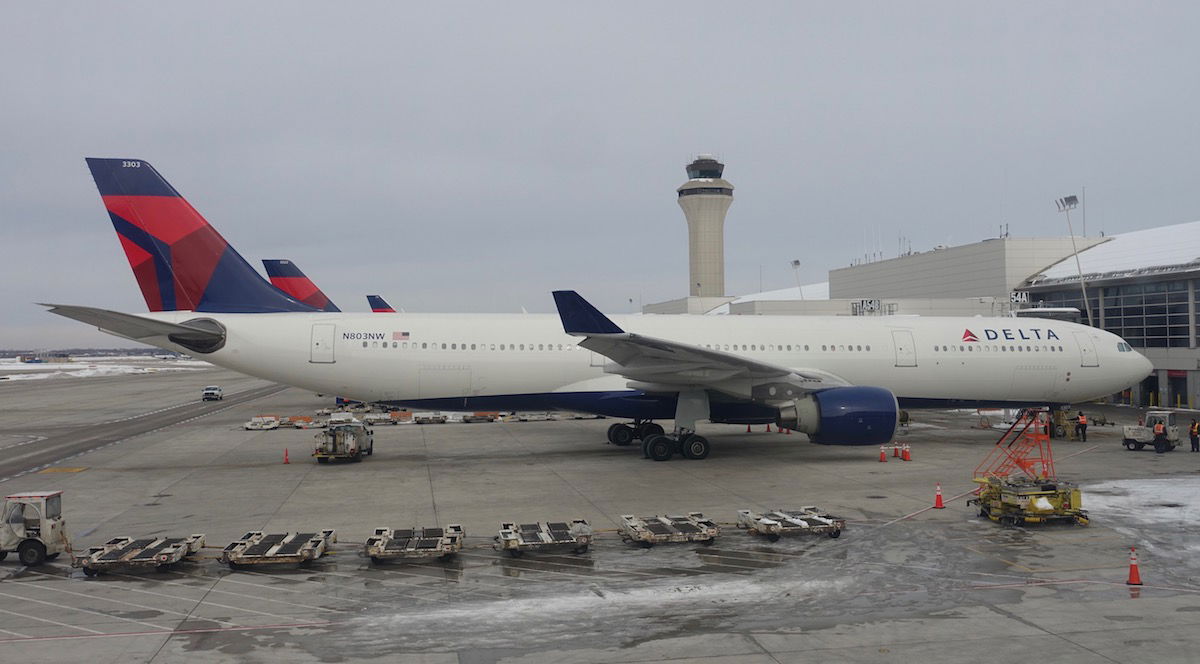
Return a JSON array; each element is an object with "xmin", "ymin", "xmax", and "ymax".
[
  {"xmin": 85, "ymin": 158, "xmax": 316, "ymax": 314},
  {"xmin": 263, "ymin": 260, "xmax": 341, "ymax": 312},
  {"xmin": 366, "ymin": 295, "xmax": 396, "ymax": 313}
]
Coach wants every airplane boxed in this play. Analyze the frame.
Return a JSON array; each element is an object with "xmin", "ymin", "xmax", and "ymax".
[
  {"xmin": 44, "ymin": 158, "xmax": 1154, "ymax": 461},
  {"xmin": 262, "ymin": 259, "xmax": 340, "ymax": 312},
  {"xmin": 367, "ymin": 295, "xmax": 396, "ymax": 313}
]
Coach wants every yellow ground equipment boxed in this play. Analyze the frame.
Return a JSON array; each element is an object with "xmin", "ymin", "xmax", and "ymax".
[
  {"xmin": 969, "ymin": 477, "xmax": 1089, "ymax": 527},
  {"xmin": 967, "ymin": 408, "xmax": 1089, "ymax": 528}
]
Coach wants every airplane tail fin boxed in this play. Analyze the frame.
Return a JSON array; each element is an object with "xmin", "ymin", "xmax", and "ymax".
[
  {"xmin": 366, "ymin": 295, "xmax": 396, "ymax": 313},
  {"xmin": 263, "ymin": 259, "xmax": 341, "ymax": 312},
  {"xmin": 84, "ymin": 158, "xmax": 317, "ymax": 313}
]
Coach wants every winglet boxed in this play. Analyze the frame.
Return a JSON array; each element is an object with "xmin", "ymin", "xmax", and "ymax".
[{"xmin": 552, "ymin": 290, "xmax": 624, "ymax": 335}]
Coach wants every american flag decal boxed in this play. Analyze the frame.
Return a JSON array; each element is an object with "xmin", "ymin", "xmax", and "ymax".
[{"xmin": 393, "ymin": 331, "xmax": 410, "ymax": 340}]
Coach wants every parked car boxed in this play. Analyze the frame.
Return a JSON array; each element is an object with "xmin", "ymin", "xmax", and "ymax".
[{"xmin": 201, "ymin": 385, "xmax": 224, "ymax": 401}]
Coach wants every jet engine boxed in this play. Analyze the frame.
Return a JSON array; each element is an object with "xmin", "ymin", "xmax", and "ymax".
[{"xmin": 776, "ymin": 386, "xmax": 898, "ymax": 445}]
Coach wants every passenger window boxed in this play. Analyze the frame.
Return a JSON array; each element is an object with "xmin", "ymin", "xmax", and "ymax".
[
  {"xmin": 822, "ymin": 345, "xmax": 827, "ymax": 351},
  {"xmin": 451, "ymin": 343, "xmax": 457, "ymax": 350},
  {"xmin": 538, "ymin": 344, "xmax": 544, "ymax": 351},
  {"xmin": 421, "ymin": 343, "xmax": 427, "ymax": 349},
  {"xmin": 471, "ymin": 344, "xmax": 476, "ymax": 350},
  {"xmin": 441, "ymin": 343, "xmax": 446, "ymax": 350},
  {"xmin": 804, "ymin": 345, "xmax": 809, "ymax": 351},
  {"xmin": 856, "ymin": 345, "xmax": 862, "ymax": 351},
  {"xmin": 363, "ymin": 341, "xmax": 368, "ymax": 348},
  {"xmin": 865, "ymin": 345, "xmax": 870, "ymax": 351},
  {"xmin": 519, "ymin": 344, "xmax": 524, "ymax": 350},
  {"xmin": 402, "ymin": 342, "xmax": 408, "ymax": 349},
  {"xmin": 786, "ymin": 345, "xmax": 791, "ymax": 351}
]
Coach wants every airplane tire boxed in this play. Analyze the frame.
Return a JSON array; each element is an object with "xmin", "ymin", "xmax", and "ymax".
[
  {"xmin": 648, "ymin": 437, "xmax": 674, "ymax": 461},
  {"xmin": 637, "ymin": 423, "xmax": 664, "ymax": 440},
  {"xmin": 610, "ymin": 425, "xmax": 635, "ymax": 447},
  {"xmin": 681, "ymin": 435, "xmax": 710, "ymax": 460},
  {"xmin": 642, "ymin": 434, "xmax": 660, "ymax": 458}
]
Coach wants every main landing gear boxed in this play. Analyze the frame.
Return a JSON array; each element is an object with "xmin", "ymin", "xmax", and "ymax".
[
  {"xmin": 606, "ymin": 421, "xmax": 664, "ymax": 447},
  {"xmin": 641, "ymin": 432, "xmax": 710, "ymax": 461},
  {"xmin": 608, "ymin": 391, "xmax": 714, "ymax": 462}
]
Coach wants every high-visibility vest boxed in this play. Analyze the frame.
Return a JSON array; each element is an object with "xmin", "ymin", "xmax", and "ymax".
[
  {"xmin": 1191, "ymin": 423, "xmax": 1198, "ymax": 436},
  {"xmin": 1154, "ymin": 422, "xmax": 1165, "ymax": 434},
  {"xmin": 1078, "ymin": 415, "xmax": 1087, "ymax": 425}
]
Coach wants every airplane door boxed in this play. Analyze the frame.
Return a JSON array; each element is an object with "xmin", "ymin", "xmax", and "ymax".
[
  {"xmin": 891, "ymin": 330, "xmax": 917, "ymax": 367},
  {"xmin": 1073, "ymin": 331, "xmax": 1099, "ymax": 367},
  {"xmin": 310, "ymin": 324, "xmax": 336, "ymax": 363}
]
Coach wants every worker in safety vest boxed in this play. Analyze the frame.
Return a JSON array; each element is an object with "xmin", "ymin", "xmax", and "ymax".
[
  {"xmin": 1074, "ymin": 411, "xmax": 1088, "ymax": 442},
  {"xmin": 1190, "ymin": 419, "xmax": 1199, "ymax": 452},
  {"xmin": 1153, "ymin": 420, "xmax": 1168, "ymax": 454}
]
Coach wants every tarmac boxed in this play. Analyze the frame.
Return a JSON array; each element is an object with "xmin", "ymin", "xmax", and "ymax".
[{"xmin": 2, "ymin": 365, "xmax": 1200, "ymax": 663}]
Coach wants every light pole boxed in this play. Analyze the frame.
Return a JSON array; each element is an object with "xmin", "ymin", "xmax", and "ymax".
[
  {"xmin": 790, "ymin": 259, "xmax": 805, "ymax": 300},
  {"xmin": 1056, "ymin": 195, "xmax": 1094, "ymax": 327}
]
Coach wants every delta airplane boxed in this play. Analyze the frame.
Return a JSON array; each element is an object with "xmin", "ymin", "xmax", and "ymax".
[
  {"xmin": 44, "ymin": 158, "xmax": 1153, "ymax": 461},
  {"xmin": 262, "ymin": 259, "xmax": 339, "ymax": 312}
]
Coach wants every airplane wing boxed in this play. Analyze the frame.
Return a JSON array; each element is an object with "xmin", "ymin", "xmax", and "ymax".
[
  {"xmin": 40, "ymin": 304, "xmax": 225, "ymax": 349},
  {"xmin": 551, "ymin": 291, "xmax": 849, "ymax": 401}
]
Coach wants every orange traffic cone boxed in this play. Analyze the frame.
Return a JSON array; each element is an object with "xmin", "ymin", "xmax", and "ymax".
[
  {"xmin": 933, "ymin": 483, "xmax": 945, "ymax": 509},
  {"xmin": 778, "ymin": 426, "xmax": 786, "ymax": 434},
  {"xmin": 765, "ymin": 424, "xmax": 772, "ymax": 433},
  {"xmin": 893, "ymin": 445, "xmax": 900, "ymax": 457},
  {"xmin": 746, "ymin": 424, "xmax": 752, "ymax": 433},
  {"xmin": 1126, "ymin": 546, "xmax": 1143, "ymax": 585},
  {"xmin": 283, "ymin": 448, "xmax": 289, "ymax": 464},
  {"xmin": 785, "ymin": 427, "xmax": 791, "ymax": 435},
  {"xmin": 902, "ymin": 445, "xmax": 911, "ymax": 461},
  {"xmin": 879, "ymin": 447, "xmax": 888, "ymax": 462}
]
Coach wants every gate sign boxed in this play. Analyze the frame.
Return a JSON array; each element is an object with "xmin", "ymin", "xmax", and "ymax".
[
  {"xmin": 1010, "ymin": 291, "xmax": 1030, "ymax": 304},
  {"xmin": 857, "ymin": 299, "xmax": 881, "ymax": 313}
]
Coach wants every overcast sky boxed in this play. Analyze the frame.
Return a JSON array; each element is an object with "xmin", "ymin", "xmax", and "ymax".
[{"xmin": 2, "ymin": 2, "xmax": 1199, "ymax": 347}]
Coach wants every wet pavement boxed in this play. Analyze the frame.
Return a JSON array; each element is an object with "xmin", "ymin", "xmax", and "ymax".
[{"xmin": 1, "ymin": 372, "xmax": 1199, "ymax": 662}]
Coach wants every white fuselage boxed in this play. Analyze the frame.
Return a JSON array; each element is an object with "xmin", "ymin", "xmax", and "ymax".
[{"xmin": 132, "ymin": 311, "xmax": 1152, "ymax": 411}]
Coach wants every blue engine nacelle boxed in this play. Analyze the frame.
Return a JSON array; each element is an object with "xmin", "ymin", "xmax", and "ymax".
[{"xmin": 775, "ymin": 386, "xmax": 898, "ymax": 445}]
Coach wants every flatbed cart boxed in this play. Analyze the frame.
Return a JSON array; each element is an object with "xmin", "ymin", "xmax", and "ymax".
[
  {"xmin": 618, "ymin": 513, "xmax": 720, "ymax": 548},
  {"xmin": 365, "ymin": 525, "xmax": 464, "ymax": 563},
  {"xmin": 736, "ymin": 508, "xmax": 845, "ymax": 541},
  {"xmin": 73, "ymin": 534, "xmax": 205, "ymax": 576},
  {"xmin": 494, "ymin": 520, "xmax": 592, "ymax": 557},
  {"xmin": 221, "ymin": 530, "xmax": 336, "ymax": 568},
  {"xmin": 968, "ymin": 477, "xmax": 1089, "ymax": 527}
]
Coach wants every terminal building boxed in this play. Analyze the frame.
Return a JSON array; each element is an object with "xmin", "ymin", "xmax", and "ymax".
[{"xmin": 642, "ymin": 156, "xmax": 1197, "ymax": 407}]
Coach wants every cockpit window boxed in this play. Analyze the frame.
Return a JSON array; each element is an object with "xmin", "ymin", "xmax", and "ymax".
[{"xmin": 1116, "ymin": 342, "xmax": 1133, "ymax": 352}]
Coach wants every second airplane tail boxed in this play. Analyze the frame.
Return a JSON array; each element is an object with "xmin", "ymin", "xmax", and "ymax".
[
  {"xmin": 85, "ymin": 158, "xmax": 317, "ymax": 314},
  {"xmin": 366, "ymin": 295, "xmax": 396, "ymax": 313},
  {"xmin": 263, "ymin": 260, "xmax": 341, "ymax": 312}
]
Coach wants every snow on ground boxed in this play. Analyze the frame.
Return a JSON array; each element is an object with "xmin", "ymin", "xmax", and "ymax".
[
  {"xmin": 1085, "ymin": 477, "xmax": 1200, "ymax": 564},
  {"xmin": 0, "ymin": 356, "xmax": 211, "ymax": 381}
]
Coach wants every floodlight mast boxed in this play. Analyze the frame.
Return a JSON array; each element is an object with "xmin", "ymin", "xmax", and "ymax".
[
  {"xmin": 790, "ymin": 259, "xmax": 805, "ymax": 300},
  {"xmin": 1056, "ymin": 195, "xmax": 1094, "ymax": 327}
]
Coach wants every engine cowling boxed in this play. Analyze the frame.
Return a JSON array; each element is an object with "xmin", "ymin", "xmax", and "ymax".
[{"xmin": 776, "ymin": 386, "xmax": 898, "ymax": 445}]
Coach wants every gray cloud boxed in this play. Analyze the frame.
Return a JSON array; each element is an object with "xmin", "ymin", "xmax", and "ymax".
[{"xmin": 2, "ymin": 2, "xmax": 1198, "ymax": 346}]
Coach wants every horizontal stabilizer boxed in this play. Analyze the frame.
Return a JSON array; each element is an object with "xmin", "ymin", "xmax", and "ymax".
[
  {"xmin": 552, "ymin": 290, "xmax": 624, "ymax": 335},
  {"xmin": 40, "ymin": 304, "xmax": 225, "ymax": 350}
]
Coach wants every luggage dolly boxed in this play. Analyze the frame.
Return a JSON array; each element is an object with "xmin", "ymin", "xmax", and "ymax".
[
  {"xmin": 494, "ymin": 520, "xmax": 592, "ymax": 557},
  {"xmin": 618, "ymin": 513, "xmax": 720, "ymax": 548},
  {"xmin": 365, "ymin": 525, "xmax": 464, "ymax": 564},
  {"xmin": 221, "ymin": 530, "xmax": 336, "ymax": 569},
  {"xmin": 73, "ymin": 534, "xmax": 206, "ymax": 576},
  {"xmin": 736, "ymin": 507, "xmax": 846, "ymax": 542}
]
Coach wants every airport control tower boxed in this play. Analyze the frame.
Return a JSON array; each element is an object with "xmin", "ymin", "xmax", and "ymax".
[{"xmin": 677, "ymin": 155, "xmax": 734, "ymax": 297}]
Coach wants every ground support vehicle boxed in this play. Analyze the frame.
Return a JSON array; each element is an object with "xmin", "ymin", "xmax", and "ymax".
[
  {"xmin": 494, "ymin": 520, "xmax": 592, "ymax": 556},
  {"xmin": 362, "ymin": 412, "xmax": 401, "ymax": 426},
  {"xmin": 221, "ymin": 530, "xmax": 336, "ymax": 568},
  {"xmin": 293, "ymin": 418, "xmax": 328, "ymax": 429},
  {"xmin": 364, "ymin": 525, "xmax": 464, "ymax": 563},
  {"xmin": 73, "ymin": 534, "xmax": 205, "ymax": 576},
  {"xmin": 313, "ymin": 416, "xmax": 374, "ymax": 463},
  {"xmin": 967, "ymin": 477, "xmax": 1089, "ymax": 527},
  {"xmin": 1122, "ymin": 410, "xmax": 1180, "ymax": 452},
  {"xmin": 244, "ymin": 415, "xmax": 281, "ymax": 431},
  {"xmin": 0, "ymin": 491, "xmax": 70, "ymax": 566},
  {"xmin": 736, "ymin": 508, "xmax": 845, "ymax": 541},
  {"xmin": 201, "ymin": 385, "xmax": 223, "ymax": 401},
  {"xmin": 413, "ymin": 412, "xmax": 448, "ymax": 424},
  {"xmin": 516, "ymin": 412, "xmax": 556, "ymax": 422},
  {"xmin": 618, "ymin": 513, "xmax": 720, "ymax": 547},
  {"xmin": 461, "ymin": 412, "xmax": 498, "ymax": 423}
]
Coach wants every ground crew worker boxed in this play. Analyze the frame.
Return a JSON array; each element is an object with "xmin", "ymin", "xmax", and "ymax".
[
  {"xmin": 1075, "ymin": 411, "xmax": 1088, "ymax": 442},
  {"xmin": 1153, "ymin": 419, "xmax": 1168, "ymax": 454},
  {"xmin": 1190, "ymin": 419, "xmax": 1199, "ymax": 452}
]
